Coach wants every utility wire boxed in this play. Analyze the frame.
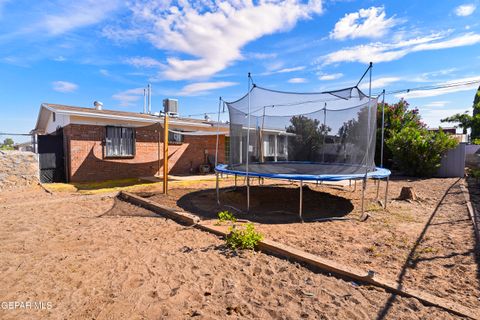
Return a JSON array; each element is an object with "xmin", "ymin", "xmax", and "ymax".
[{"xmin": 187, "ymin": 78, "xmax": 480, "ymax": 116}]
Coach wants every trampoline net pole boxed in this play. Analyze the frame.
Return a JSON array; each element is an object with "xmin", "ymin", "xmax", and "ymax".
[
  {"xmin": 380, "ymin": 90, "xmax": 386, "ymax": 168},
  {"xmin": 214, "ymin": 97, "xmax": 222, "ymax": 168},
  {"xmin": 246, "ymin": 73, "xmax": 252, "ymax": 212}
]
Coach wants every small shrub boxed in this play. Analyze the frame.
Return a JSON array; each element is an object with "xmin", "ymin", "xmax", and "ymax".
[
  {"xmin": 218, "ymin": 210, "xmax": 237, "ymax": 223},
  {"xmin": 226, "ymin": 223, "xmax": 263, "ymax": 250},
  {"xmin": 386, "ymin": 127, "xmax": 458, "ymax": 177}
]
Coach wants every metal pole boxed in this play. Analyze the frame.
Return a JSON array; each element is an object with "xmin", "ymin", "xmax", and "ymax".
[
  {"xmin": 247, "ymin": 176, "xmax": 250, "ymax": 212},
  {"xmin": 148, "ymin": 83, "xmax": 152, "ymax": 114},
  {"xmin": 143, "ymin": 88, "xmax": 146, "ymax": 114},
  {"xmin": 384, "ymin": 176, "xmax": 389, "ymax": 209},
  {"xmin": 216, "ymin": 172, "xmax": 220, "ymax": 205},
  {"xmin": 380, "ymin": 89, "xmax": 386, "ymax": 168},
  {"xmin": 234, "ymin": 174, "xmax": 237, "ymax": 188},
  {"xmin": 322, "ymin": 103, "xmax": 327, "ymax": 163},
  {"xmin": 376, "ymin": 179, "xmax": 380, "ymax": 200},
  {"xmin": 361, "ymin": 177, "xmax": 366, "ymax": 216},
  {"xmin": 246, "ymin": 73, "xmax": 252, "ymax": 212},
  {"xmin": 299, "ymin": 180, "xmax": 303, "ymax": 221},
  {"xmin": 163, "ymin": 113, "xmax": 169, "ymax": 194},
  {"xmin": 214, "ymin": 97, "xmax": 222, "ymax": 168}
]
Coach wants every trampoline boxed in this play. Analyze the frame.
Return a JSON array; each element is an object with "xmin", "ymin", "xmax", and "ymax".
[{"xmin": 213, "ymin": 64, "xmax": 391, "ymax": 220}]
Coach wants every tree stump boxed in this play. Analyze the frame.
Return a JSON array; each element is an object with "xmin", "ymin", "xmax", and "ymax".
[{"xmin": 398, "ymin": 186, "xmax": 417, "ymax": 201}]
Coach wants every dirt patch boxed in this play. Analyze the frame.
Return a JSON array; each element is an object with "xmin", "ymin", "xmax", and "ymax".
[
  {"xmin": 142, "ymin": 177, "xmax": 480, "ymax": 311},
  {"xmin": 0, "ymin": 187, "xmax": 467, "ymax": 319}
]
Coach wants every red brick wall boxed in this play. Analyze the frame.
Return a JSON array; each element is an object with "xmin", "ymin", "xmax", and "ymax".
[{"xmin": 64, "ymin": 123, "xmax": 225, "ymax": 182}]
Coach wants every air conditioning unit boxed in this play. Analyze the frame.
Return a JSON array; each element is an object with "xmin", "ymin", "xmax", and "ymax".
[{"xmin": 163, "ymin": 99, "xmax": 179, "ymax": 117}]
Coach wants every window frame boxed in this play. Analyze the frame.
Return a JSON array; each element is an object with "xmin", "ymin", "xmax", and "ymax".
[
  {"xmin": 168, "ymin": 130, "xmax": 184, "ymax": 145},
  {"xmin": 104, "ymin": 126, "xmax": 136, "ymax": 159}
]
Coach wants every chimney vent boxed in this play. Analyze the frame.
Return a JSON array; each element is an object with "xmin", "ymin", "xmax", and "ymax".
[{"xmin": 93, "ymin": 101, "xmax": 103, "ymax": 110}]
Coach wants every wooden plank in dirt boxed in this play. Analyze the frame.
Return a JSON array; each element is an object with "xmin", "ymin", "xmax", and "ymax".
[{"xmin": 119, "ymin": 191, "xmax": 200, "ymax": 225}]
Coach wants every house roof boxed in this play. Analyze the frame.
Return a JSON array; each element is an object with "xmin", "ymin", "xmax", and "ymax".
[{"xmin": 34, "ymin": 103, "xmax": 228, "ymax": 134}]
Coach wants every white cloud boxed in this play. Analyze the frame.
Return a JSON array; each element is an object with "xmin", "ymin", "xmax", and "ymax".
[
  {"xmin": 178, "ymin": 81, "xmax": 237, "ymax": 96},
  {"xmin": 395, "ymin": 76, "xmax": 480, "ymax": 99},
  {"xmin": 125, "ymin": 56, "xmax": 164, "ymax": 68},
  {"xmin": 424, "ymin": 101, "xmax": 449, "ymax": 107},
  {"xmin": 106, "ymin": 1, "xmax": 322, "ymax": 80},
  {"xmin": 53, "ymin": 56, "xmax": 66, "ymax": 62},
  {"xmin": 43, "ymin": 0, "xmax": 121, "ymax": 35},
  {"xmin": 455, "ymin": 4, "xmax": 476, "ymax": 16},
  {"xmin": 112, "ymin": 87, "xmax": 144, "ymax": 107},
  {"xmin": 318, "ymin": 73, "xmax": 343, "ymax": 80},
  {"xmin": 359, "ymin": 77, "xmax": 401, "ymax": 90},
  {"xmin": 52, "ymin": 81, "xmax": 78, "ymax": 93},
  {"xmin": 277, "ymin": 66, "xmax": 306, "ymax": 73},
  {"xmin": 330, "ymin": 6, "xmax": 398, "ymax": 40},
  {"xmin": 322, "ymin": 32, "xmax": 480, "ymax": 65},
  {"xmin": 99, "ymin": 69, "xmax": 110, "ymax": 76},
  {"xmin": 248, "ymin": 52, "xmax": 278, "ymax": 60},
  {"xmin": 288, "ymin": 77, "xmax": 307, "ymax": 83}
]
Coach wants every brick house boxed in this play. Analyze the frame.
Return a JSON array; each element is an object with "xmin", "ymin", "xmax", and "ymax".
[{"xmin": 33, "ymin": 103, "xmax": 228, "ymax": 183}]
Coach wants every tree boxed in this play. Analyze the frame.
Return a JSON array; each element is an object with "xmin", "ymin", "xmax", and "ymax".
[
  {"xmin": 471, "ymin": 85, "xmax": 480, "ymax": 139},
  {"xmin": 442, "ymin": 85, "xmax": 480, "ymax": 140},
  {"xmin": 440, "ymin": 111, "xmax": 472, "ymax": 134},
  {"xmin": 286, "ymin": 115, "xmax": 331, "ymax": 161},
  {"xmin": 387, "ymin": 127, "xmax": 458, "ymax": 177},
  {"xmin": 375, "ymin": 99, "xmax": 425, "ymax": 168},
  {"xmin": 3, "ymin": 138, "xmax": 14, "ymax": 146},
  {"xmin": 0, "ymin": 138, "xmax": 14, "ymax": 150}
]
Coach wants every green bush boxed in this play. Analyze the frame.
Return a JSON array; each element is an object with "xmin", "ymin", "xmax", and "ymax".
[
  {"xmin": 217, "ymin": 210, "xmax": 236, "ymax": 223},
  {"xmin": 226, "ymin": 223, "xmax": 263, "ymax": 250},
  {"xmin": 386, "ymin": 127, "xmax": 458, "ymax": 177}
]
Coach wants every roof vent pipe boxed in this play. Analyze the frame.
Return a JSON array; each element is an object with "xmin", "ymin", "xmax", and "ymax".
[
  {"xmin": 148, "ymin": 83, "xmax": 152, "ymax": 114},
  {"xmin": 93, "ymin": 101, "xmax": 103, "ymax": 110},
  {"xmin": 143, "ymin": 88, "xmax": 146, "ymax": 114}
]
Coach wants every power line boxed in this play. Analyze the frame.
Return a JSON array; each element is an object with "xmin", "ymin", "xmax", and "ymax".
[{"xmin": 383, "ymin": 79, "xmax": 480, "ymax": 96}]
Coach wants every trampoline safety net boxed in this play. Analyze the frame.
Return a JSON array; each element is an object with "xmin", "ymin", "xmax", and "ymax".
[{"xmin": 224, "ymin": 85, "xmax": 378, "ymax": 176}]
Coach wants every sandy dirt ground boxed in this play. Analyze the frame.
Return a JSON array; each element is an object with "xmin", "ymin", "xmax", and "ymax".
[
  {"xmin": 0, "ymin": 184, "xmax": 471, "ymax": 319},
  {"xmin": 142, "ymin": 177, "xmax": 480, "ymax": 312}
]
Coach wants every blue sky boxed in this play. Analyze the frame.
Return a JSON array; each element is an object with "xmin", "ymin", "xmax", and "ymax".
[{"xmin": 1, "ymin": 0, "xmax": 480, "ymax": 140}]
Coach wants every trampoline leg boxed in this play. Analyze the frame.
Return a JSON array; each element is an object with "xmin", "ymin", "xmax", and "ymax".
[
  {"xmin": 299, "ymin": 180, "xmax": 304, "ymax": 222},
  {"xmin": 375, "ymin": 179, "xmax": 380, "ymax": 201},
  {"xmin": 361, "ymin": 177, "xmax": 367, "ymax": 216},
  {"xmin": 353, "ymin": 180, "xmax": 357, "ymax": 192},
  {"xmin": 247, "ymin": 177, "xmax": 250, "ymax": 213},
  {"xmin": 384, "ymin": 177, "xmax": 389, "ymax": 209},
  {"xmin": 234, "ymin": 174, "xmax": 237, "ymax": 189},
  {"xmin": 216, "ymin": 173, "xmax": 220, "ymax": 206}
]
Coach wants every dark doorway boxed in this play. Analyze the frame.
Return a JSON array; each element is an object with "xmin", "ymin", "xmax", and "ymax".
[{"xmin": 38, "ymin": 129, "xmax": 66, "ymax": 183}]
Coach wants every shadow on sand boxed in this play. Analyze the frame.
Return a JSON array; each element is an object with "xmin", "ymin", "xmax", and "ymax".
[
  {"xmin": 176, "ymin": 185, "xmax": 354, "ymax": 224},
  {"xmin": 376, "ymin": 177, "xmax": 480, "ymax": 319}
]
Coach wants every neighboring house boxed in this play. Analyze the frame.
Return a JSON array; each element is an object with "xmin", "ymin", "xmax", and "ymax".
[
  {"xmin": 428, "ymin": 126, "xmax": 468, "ymax": 143},
  {"xmin": 33, "ymin": 103, "xmax": 228, "ymax": 183}
]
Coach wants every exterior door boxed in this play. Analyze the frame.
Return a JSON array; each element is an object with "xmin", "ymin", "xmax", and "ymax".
[{"xmin": 38, "ymin": 130, "xmax": 65, "ymax": 183}]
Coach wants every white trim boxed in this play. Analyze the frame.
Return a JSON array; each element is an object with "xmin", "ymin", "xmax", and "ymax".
[{"xmin": 34, "ymin": 104, "xmax": 229, "ymax": 134}]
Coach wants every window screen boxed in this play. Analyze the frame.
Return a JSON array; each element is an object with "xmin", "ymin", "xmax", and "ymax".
[{"xmin": 105, "ymin": 127, "xmax": 135, "ymax": 157}]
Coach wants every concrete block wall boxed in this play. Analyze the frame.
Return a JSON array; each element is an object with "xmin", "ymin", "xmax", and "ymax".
[{"xmin": 0, "ymin": 150, "xmax": 39, "ymax": 190}]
